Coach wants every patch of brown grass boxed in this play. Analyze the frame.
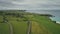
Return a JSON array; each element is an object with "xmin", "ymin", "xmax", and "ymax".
[{"xmin": 31, "ymin": 21, "xmax": 52, "ymax": 34}]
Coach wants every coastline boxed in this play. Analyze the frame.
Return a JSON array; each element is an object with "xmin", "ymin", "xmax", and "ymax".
[
  {"xmin": 56, "ymin": 21, "xmax": 60, "ymax": 24},
  {"xmin": 49, "ymin": 17, "xmax": 60, "ymax": 24}
]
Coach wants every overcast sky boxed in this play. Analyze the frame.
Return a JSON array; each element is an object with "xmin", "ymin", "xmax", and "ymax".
[{"xmin": 0, "ymin": 0, "xmax": 60, "ymax": 10}]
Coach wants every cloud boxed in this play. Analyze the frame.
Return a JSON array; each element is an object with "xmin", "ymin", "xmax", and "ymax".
[{"xmin": 0, "ymin": 0, "xmax": 60, "ymax": 10}]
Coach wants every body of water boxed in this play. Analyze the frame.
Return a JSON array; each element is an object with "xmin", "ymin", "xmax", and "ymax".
[{"xmin": 26, "ymin": 10, "xmax": 60, "ymax": 24}]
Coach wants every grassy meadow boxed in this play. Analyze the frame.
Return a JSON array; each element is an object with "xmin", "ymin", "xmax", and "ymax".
[{"xmin": 0, "ymin": 10, "xmax": 60, "ymax": 34}]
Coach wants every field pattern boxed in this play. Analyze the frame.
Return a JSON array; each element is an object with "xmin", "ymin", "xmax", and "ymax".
[{"xmin": 0, "ymin": 10, "xmax": 60, "ymax": 34}]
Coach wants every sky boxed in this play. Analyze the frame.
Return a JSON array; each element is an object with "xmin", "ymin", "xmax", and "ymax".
[{"xmin": 0, "ymin": 0, "xmax": 60, "ymax": 10}]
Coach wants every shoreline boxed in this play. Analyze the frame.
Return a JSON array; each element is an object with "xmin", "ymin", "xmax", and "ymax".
[{"xmin": 49, "ymin": 17, "xmax": 60, "ymax": 24}]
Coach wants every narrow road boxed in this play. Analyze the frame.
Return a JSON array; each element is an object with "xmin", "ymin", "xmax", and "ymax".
[
  {"xmin": 7, "ymin": 22, "xmax": 13, "ymax": 34},
  {"xmin": 27, "ymin": 21, "xmax": 32, "ymax": 34}
]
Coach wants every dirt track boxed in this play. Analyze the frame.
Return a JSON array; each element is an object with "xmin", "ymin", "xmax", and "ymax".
[
  {"xmin": 7, "ymin": 23, "xmax": 13, "ymax": 34},
  {"xmin": 27, "ymin": 21, "xmax": 32, "ymax": 34}
]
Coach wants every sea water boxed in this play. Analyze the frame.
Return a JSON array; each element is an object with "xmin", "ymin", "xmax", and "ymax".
[{"xmin": 26, "ymin": 10, "xmax": 60, "ymax": 24}]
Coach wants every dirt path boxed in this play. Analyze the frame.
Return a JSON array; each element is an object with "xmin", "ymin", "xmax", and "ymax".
[
  {"xmin": 7, "ymin": 23, "xmax": 13, "ymax": 34},
  {"xmin": 27, "ymin": 21, "xmax": 32, "ymax": 34}
]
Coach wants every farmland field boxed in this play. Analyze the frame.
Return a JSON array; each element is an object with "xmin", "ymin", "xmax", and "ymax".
[
  {"xmin": 31, "ymin": 15, "xmax": 60, "ymax": 34},
  {"xmin": 0, "ymin": 10, "xmax": 60, "ymax": 34},
  {"xmin": 0, "ymin": 16, "xmax": 10, "ymax": 34},
  {"xmin": 7, "ymin": 16, "xmax": 28, "ymax": 34}
]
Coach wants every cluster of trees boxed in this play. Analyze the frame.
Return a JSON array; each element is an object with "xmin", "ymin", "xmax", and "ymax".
[
  {"xmin": 5, "ymin": 13, "xmax": 24, "ymax": 18},
  {"xmin": 0, "ymin": 11, "xmax": 4, "ymax": 15},
  {"xmin": 0, "ymin": 10, "xmax": 29, "ymax": 23},
  {"xmin": 0, "ymin": 10, "xmax": 26, "ymax": 15},
  {"xmin": 38, "ymin": 14, "xmax": 53, "ymax": 17},
  {"xmin": 1, "ymin": 15, "xmax": 8, "ymax": 23}
]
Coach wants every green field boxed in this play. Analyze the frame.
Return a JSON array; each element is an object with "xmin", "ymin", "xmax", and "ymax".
[
  {"xmin": 31, "ymin": 15, "xmax": 60, "ymax": 34},
  {"xmin": 0, "ymin": 10, "xmax": 60, "ymax": 34},
  {"xmin": 0, "ymin": 16, "xmax": 10, "ymax": 34},
  {"xmin": 7, "ymin": 16, "xmax": 27, "ymax": 34}
]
